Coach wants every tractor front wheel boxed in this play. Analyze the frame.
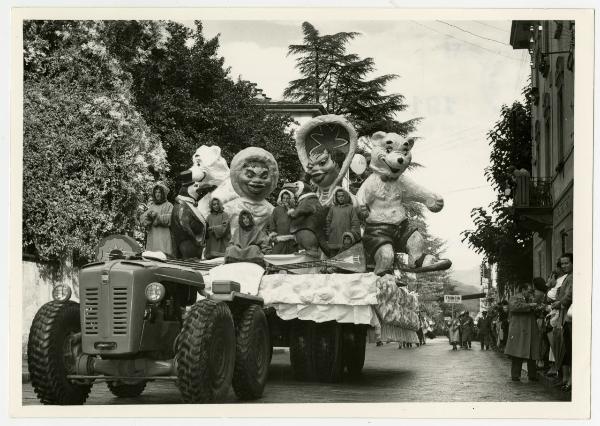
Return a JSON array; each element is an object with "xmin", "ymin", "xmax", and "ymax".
[
  {"xmin": 175, "ymin": 299, "xmax": 236, "ymax": 403},
  {"xmin": 27, "ymin": 301, "xmax": 92, "ymax": 405},
  {"xmin": 232, "ymin": 305, "xmax": 271, "ymax": 400}
]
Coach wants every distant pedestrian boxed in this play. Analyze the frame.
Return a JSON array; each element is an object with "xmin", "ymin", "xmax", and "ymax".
[
  {"xmin": 504, "ymin": 281, "xmax": 543, "ymax": 382},
  {"xmin": 477, "ymin": 311, "xmax": 492, "ymax": 350},
  {"xmin": 448, "ymin": 315, "xmax": 461, "ymax": 350},
  {"xmin": 460, "ymin": 311, "xmax": 474, "ymax": 349}
]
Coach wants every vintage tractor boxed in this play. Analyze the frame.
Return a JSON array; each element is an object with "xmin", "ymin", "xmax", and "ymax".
[{"xmin": 27, "ymin": 253, "xmax": 271, "ymax": 405}]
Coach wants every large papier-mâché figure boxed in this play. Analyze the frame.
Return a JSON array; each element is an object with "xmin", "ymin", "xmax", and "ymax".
[
  {"xmin": 189, "ymin": 145, "xmax": 239, "ymax": 222},
  {"xmin": 295, "ymin": 115, "xmax": 358, "ymax": 207},
  {"xmin": 223, "ymin": 147, "xmax": 279, "ymax": 236},
  {"xmin": 356, "ymin": 131, "xmax": 451, "ymax": 275}
]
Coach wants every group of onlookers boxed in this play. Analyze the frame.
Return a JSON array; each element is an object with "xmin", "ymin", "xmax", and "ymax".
[
  {"xmin": 139, "ymin": 183, "xmax": 360, "ymax": 261},
  {"xmin": 504, "ymin": 253, "xmax": 573, "ymax": 391}
]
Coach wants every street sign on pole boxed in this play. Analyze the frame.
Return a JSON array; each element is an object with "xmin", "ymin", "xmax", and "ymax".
[{"xmin": 444, "ymin": 295, "xmax": 462, "ymax": 304}]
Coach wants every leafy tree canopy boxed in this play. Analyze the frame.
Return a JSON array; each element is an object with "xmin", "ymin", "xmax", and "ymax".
[
  {"xmin": 23, "ymin": 20, "xmax": 168, "ymax": 262},
  {"xmin": 285, "ymin": 22, "xmax": 419, "ymax": 136}
]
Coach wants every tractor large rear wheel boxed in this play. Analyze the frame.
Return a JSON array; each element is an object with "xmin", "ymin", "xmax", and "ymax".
[
  {"xmin": 175, "ymin": 299, "xmax": 236, "ymax": 403},
  {"xmin": 232, "ymin": 305, "xmax": 271, "ymax": 400},
  {"xmin": 343, "ymin": 324, "xmax": 367, "ymax": 377},
  {"xmin": 27, "ymin": 301, "xmax": 92, "ymax": 405},
  {"xmin": 313, "ymin": 321, "xmax": 344, "ymax": 383},
  {"xmin": 289, "ymin": 320, "xmax": 315, "ymax": 381}
]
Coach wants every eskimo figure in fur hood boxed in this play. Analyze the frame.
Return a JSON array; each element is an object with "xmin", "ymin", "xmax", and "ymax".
[
  {"xmin": 357, "ymin": 131, "xmax": 451, "ymax": 275},
  {"xmin": 140, "ymin": 182, "xmax": 174, "ymax": 256},
  {"xmin": 222, "ymin": 147, "xmax": 279, "ymax": 236},
  {"xmin": 170, "ymin": 170, "xmax": 207, "ymax": 260},
  {"xmin": 295, "ymin": 115, "xmax": 358, "ymax": 207}
]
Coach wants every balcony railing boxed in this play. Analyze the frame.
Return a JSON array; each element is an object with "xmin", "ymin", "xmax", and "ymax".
[{"xmin": 514, "ymin": 176, "xmax": 553, "ymax": 208}]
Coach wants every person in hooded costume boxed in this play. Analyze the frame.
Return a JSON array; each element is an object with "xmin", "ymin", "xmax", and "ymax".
[
  {"xmin": 204, "ymin": 198, "xmax": 230, "ymax": 259},
  {"xmin": 225, "ymin": 210, "xmax": 271, "ymax": 266},
  {"xmin": 288, "ymin": 179, "xmax": 329, "ymax": 258},
  {"xmin": 170, "ymin": 170, "xmax": 206, "ymax": 260},
  {"xmin": 140, "ymin": 182, "xmax": 174, "ymax": 256},
  {"xmin": 267, "ymin": 188, "xmax": 297, "ymax": 254},
  {"xmin": 325, "ymin": 187, "xmax": 361, "ymax": 257}
]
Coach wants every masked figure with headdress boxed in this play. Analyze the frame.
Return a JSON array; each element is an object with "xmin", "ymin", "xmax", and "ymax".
[{"xmin": 295, "ymin": 115, "xmax": 358, "ymax": 208}]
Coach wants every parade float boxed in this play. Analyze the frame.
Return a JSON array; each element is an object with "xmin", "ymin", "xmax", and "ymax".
[{"xmin": 26, "ymin": 115, "xmax": 450, "ymax": 405}]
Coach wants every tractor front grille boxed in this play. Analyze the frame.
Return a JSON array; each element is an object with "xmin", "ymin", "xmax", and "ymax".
[
  {"xmin": 83, "ymin": 287, "xmax": 99, "ymax": 335},
  {"xmin": 111, "ymin": 286, "xmax": 129, "ymax": 335}
]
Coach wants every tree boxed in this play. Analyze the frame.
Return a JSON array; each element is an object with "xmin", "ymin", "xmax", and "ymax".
[
  {"xmin": 461, "ymin": 92, "xmax": 534, "ymax": 295},
  {"xmin": 23, "ymin": 21, "xmax": 168, "ymax": 263},
  {"xmin": 104, "ymin": 21, "xmax": 301, "ymax": 185},
  {"xmin": 285, "ymin": 22, "xmax": 419, "ymax": 136}
]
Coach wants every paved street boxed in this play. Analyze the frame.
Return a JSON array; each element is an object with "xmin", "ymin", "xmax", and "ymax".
[{"xmin": 22, "ymin": 337, "xmax": 567, "ymax": 405}]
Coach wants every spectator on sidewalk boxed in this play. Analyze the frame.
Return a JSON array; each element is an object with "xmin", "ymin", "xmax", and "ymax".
[
  {"xmin": 545, "ymin": 259, "xmax": 567, "ymax": 378},
  {"xmin": 532, "ymin": 277, "xmax": 550, "ymax": 372},
  {"xmin": 505, "ymin": 281, "xmax": 543, "ymax": 382},
  {"xmin": 477, "ymin": 310, "xmax": 493, "ymax": 350},
  {"xmin": 552, "ymin": 253, "xmax": 573, "ymax": 392},
  {"xmin": 140, "ymin": 182, "xmax": 174, "ymax": 256}
]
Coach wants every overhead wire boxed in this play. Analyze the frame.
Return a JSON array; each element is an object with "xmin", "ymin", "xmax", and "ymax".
[
  {"xmin": 473, "ymin": 20, "xmax": 508, "ymax": 33},
  {"xmin": 410, "ymin": 21, "xmax": 522, "ymax": 62},
  {"xmin": 435, "ymin": 20, "xmax": 511, "ymax": 46}
]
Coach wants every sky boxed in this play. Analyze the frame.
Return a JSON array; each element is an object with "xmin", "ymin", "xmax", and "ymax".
[{"xmin": 196, "ymin": 19, "xmax": 530, "ymax": 273}]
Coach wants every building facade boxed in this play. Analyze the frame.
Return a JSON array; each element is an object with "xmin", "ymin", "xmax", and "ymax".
[{"xmin": 510, "ymin": 20, "xmax": 575, "ymax": 278}]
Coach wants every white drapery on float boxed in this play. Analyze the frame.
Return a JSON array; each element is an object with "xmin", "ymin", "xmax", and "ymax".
[{"xmin": 203, "ymin": 259, "xmax": 420, "ymax": 344}]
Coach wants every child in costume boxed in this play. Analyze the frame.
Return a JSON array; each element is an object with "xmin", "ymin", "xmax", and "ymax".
[{"xmin": 224, "ymin": 210, "xmax": 271, "ymax": 265}]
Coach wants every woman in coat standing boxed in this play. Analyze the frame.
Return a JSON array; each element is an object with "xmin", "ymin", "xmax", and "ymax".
[
  {"xmin": 204, "ymin": 198, "xmax": 230, "ymax": 259},
  {"xmin": 505, "ymin": 281, "xmax": 544, "ymax": 381},
  {"xmin": 267, "ymin": 189, "xmax": 297, "ymax": 254},
  {"xmin": 325, "ymin": 187, "xmax": 361, "ymax": 257},
  {"xmin": 140, "ymin": 182, "xmax": 173, "ymax": 256},
  {"xmin": 448, "ymin": 314, "xmax": 461, "ymax": 351}
]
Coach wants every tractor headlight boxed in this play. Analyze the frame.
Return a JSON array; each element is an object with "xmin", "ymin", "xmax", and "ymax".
[
  {"xmin": 52, "ymin": 284, "xmax": 72, "ymax": 302},
  {"xmin": 145, "ymin": 282, "xmax": 165, "ymax": 303}
]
